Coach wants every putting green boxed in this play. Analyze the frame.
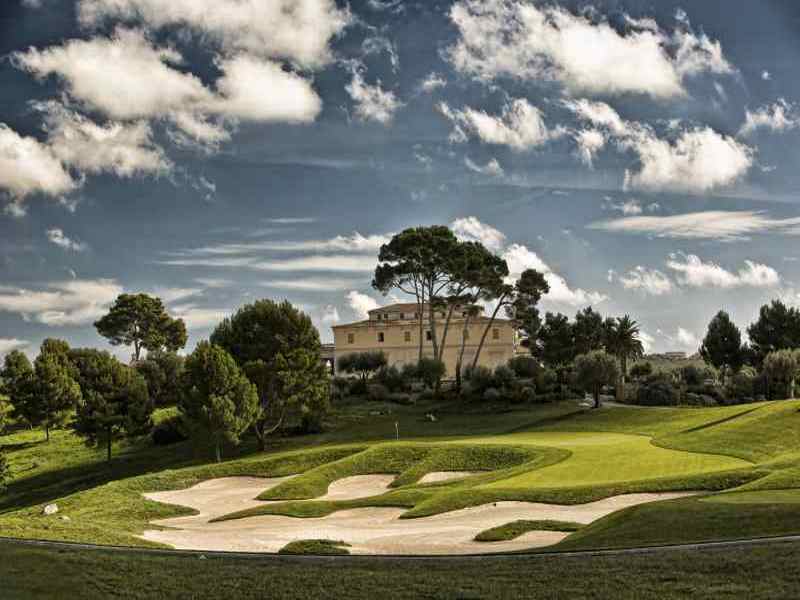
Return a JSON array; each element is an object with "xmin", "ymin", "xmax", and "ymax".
[{"xmin": 461, "ymin": 432, "xmax": 751, "ymax": 489}]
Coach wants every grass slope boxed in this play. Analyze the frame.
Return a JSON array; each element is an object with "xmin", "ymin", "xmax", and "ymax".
[
  {"xmin": 278, "ymin": 539, "xmax": 351, "ymax": 555},
  {"xmin": 475, "ymin": 520, "xmax": 584, "ymax": 541}
]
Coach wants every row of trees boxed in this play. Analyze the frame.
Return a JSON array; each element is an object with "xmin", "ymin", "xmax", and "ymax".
[{"xmin": 0, "ymin": 294, "xmax": 331, "ymax": 463}]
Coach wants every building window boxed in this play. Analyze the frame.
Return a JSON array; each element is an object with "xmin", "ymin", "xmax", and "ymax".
[
  {"xmin": 385, "ymin": 313, "xmax": 390, "ymax": 320},
  {"xmin": 347, "ymin": 333, "xmax": 354, "ymax": 344},
  {"xmin": 378, "ymin": 332, "xmax": 385, "ymax": 343},
  {"xmin": 376, "ymin": 314, "xmax": 381, "ymax": 320},
  {"xmin": 426, "ymin": 331, "xmax": 432, "ymax": 341},
  {"xmin": 404, "ymin": 331, "xmax": 411, "ymax": 343},
  {"xmin": 400, "ymin": 313, "xmax": 405, "ymax": 320},
  {"xmin": 492, "ymin": 328, "xmax": 500, "ymax": 340}
]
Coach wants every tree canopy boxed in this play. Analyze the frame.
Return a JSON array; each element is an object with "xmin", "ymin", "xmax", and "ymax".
[
  {"xmin": 1, "ymin": 350, "xmax": 36, "ymax": 427},
  {"xmin": 337, "ymin": 351, "xmax": 387, "ymax": 381},
  {"xmin": 33, "ymin": 348, "xmax": 82, "ymax": 441},
  {"xmin": 747, "ymin": 300, "xmax": 800, "ymax": 365},
  {"xmin": 180, "ymin": 342, "xmax": 259, "ymax": 462},
  {"xmin": 701, "ymin": 310, "xmax": 745, "ymax": 379},
  {"xmin": 94, "ymin": 294, "xmax": 187, "ymax": 362},
  {"xmin": 574, "ymin": 350, "xmax": 619, "ymax": 409}
]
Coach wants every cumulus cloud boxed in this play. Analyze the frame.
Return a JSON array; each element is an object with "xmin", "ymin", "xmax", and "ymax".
[
  {"xmin": 666, "ymin": 253, "xmax": 780, "ymax": 289},
  {"xmin": 0, "ymin": 338, "xmax": 30, "ymax": 358},
  {"xmin": 347, "ymin": 290, "xmax": 381, "ymax": 319},
  {"xmin": 451, "ymin": 216, "xmax": 507, "ymax": 252},
  {"xmin": 36, "ymin": 101, "xmax": 170, "ymax": 177},
  {"xmin": 320, "ymin": 305, "xmax": 340, "ymax": 326},
  {"xmin": 447, "ymin": 0, "xmax": 732, "ymax": 99},
  {"xmin": 464, "ymin": 156, "xmax": 504, "ymax": 177},
  {"xmin": 566, "ymin": 99, "xmax": 753, "ymax": 193},
  {"xmin": 172, "ymin": 232, "xmax": 390, "ymax": 256},
  {"xmin": 169, "ymin": 305, "xmax": 229, "ymax": 330},
  {"xmin": 502, "ymin": 243, "xmax": 607, "ymax": 307},
  {"xmin": 439, "ymin": 98, "xmax": 564, "ymax": 151},
  {"xmin": 739, "ymin": 99, "xmax": 800, "ymax": 137},
  {"xmin": 77, "ymin": 0, "xmax": 350, "ymax": 69},
  {"xmin": 618, "ymin": 266, "xmax": 673, "ymax": 295},
  {"xmin": 346, "ymin": 68, "xmax": 403, "ymax": 125},
  {"xmin": 0, "ymin": 278, "xmax": 123, "ymax": 326},
  {"xmin": 264, "ymin": 278, "xmax": 361, "ymax": 292},
  {"xmin": 0, "ymin": 123, "xmax": 76, "ymax": 201},
  {"xmin": 603, "ymin": 198, "xmax": 643, "ymax": 216},
  {"xmin": 589, "ymin": 210, "xmax": 800, "ymax": 241},
  {"xmin": 676, "ymin": 327, "xmax": 699, "ymax": 349},
  {"xmin": 46, "ymin": 228, "xmax": 87, "ymax": 252},
  {"xmin": 419, "ymin": 72, "xmax": 447, "ymax": 93},
  {"xmin": 13, "ymin": 28, "xmax": 323, "ymax": 147},
  {"xmin": 574, "ymin": 129, "xmax": 606, "ymax": 167}
]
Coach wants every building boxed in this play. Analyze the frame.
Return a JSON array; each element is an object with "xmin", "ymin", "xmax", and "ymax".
[{"xmin": 331, "ymin": 303, "xmax": 520, "ymax": 377}]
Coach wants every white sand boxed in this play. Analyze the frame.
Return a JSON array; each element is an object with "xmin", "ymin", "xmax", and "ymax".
[
  {"xmin": 141, "ymin": 476, "xmax": 695, "ymax": 555},
  {"xmin": 418, "ymin": 471, "xmax": 480, "ymax": 484}
]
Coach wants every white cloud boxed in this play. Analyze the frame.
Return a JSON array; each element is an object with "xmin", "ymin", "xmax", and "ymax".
[
  {"xmin": 676, "ymin": 327, "xmax": 699, "ymax": 349},
  {"xmin": 464, "ymin": 156, "xmax": 504, "ymax": 177},
  {"xmin": 320, "ymin": 305, "xmax": 340, "ymax": 326},
  {"xmin": 439, "ymin": 98, "xmax": 563, "ymax": 151},
  {"xmin": 589, "ymin": 210, "xmax": 800, "ymax": 241},
  {"xmin": 447, "ymin": 0, "xmax": 732, "ymax": 99},
  {"xmin": 0, "ymin": 123, "xmax": 76, "ymax": 200},
  {"xmin": 566, "ymin": 100, "xmax": 753, "ymax": 194},
  {"xmin": 264, "ymin": 278, "xmax": 361, "ymax": 292},
  {"xmin": 77, "ymin": 0, "xmax": 350, "ymax": 69},
  {"xmin": 639, "ymin": 330, "xmax": 655, "ymax": 354},
  {"xmin": 419, "ymin": 72, "xmax": 447, "ymax": 93},
  {"xmin": 172, "ymin": 232, "xmax": 389, "ymax": 256},
  {"xmin": 346, "ymin": 69, "xmax": 403, "ymax": 125},
  {"xmin": 0, "ymin": 278, "xmax": 123, "ymax": 326},
  {"xmin": 46, "ymin": 228, "xmax": 88, "ymax": 252},
  {"xmin": 666, "ymin": 253, "xmax": 780, "ymax": 289},
  {"xmin": 618, "ymin": 266, "xmax": 673, "ymax": 296},
  {"xmin": 36, "ymin": 101, "xmax": 171, "ymax": 177},
  {"xmin": 502, "ymin": 244, "xmax": 607, "ymax": 307},
  {"xmin": 603, "ymin": 198, "xmax": 643, "ymax": 216},
  {"xmin": 574, "ymin": 129, "xmax": 606, "ymax": 167},
  {"xmin": 253, "ymin": 255, "xmax": 377, "ymax": 273},
  {"xmin": 347, "ymin": 290, "xmax": 381, "ymax": 319},
  {"xmin": 0, "ymin": 338, "xmax": 30, "ymax": 358},
  {"xmin": 762, "ymin": 70, "xmax": 772, "ymax": 81},
  {"xmin": 451, "ymin": 216, "xmax": 506, "ymax": 252},
  {"xmin": 170, "ymin": 304, "xmax": 229, "ymax": 330},
  {"xmin": 739, "ymin": 99, "xmax": 800, "ymax": 137}
]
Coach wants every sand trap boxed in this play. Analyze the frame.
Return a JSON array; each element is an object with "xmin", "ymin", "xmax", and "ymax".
[
  {"xmin": 319, "ymin": 475, "xmax": 394, "ymax": 500},
  {"xmin": 141, "ymin": 476, "xmax": 695, "ymax": 555},
  {"xmin": 418, "ymin": 471, "xmax": 480, "ymax": 484}
]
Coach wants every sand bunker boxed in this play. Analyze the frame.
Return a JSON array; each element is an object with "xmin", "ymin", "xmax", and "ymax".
[
  {"xmin": 141, "ymin": 476, "xmax": 695, "ymax": 555},
  {"xmin": 418, "ymin": 471, "xmax": 480, "ymax": 484}
]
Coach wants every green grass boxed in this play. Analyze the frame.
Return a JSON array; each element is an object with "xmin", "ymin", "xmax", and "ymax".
[
  {"xmin": 278, "ymin": 539, "xmax": 351, "ymax": 555},
  {"xmin": 475, "ymin": 520, "xmax": 584, "ymax": 541},
  {"xmin": 2, "ymin": 540, "xmax": 800, "ymax": 599}
]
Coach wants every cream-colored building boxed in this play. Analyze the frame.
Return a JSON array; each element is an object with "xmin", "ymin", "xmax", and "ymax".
[{"xmin": 332, "ymin": 303, "xmax": 520, "ymax": 377}]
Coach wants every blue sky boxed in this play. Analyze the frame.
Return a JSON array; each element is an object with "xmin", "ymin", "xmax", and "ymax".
[{"xmin": 1, "ymin": 0, "xmax": 800, "ymax": 359}]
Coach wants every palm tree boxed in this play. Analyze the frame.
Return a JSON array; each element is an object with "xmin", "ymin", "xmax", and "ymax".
[{"xmin": 606, "ymin": 315, "xmax": 645, "ymax": 402}]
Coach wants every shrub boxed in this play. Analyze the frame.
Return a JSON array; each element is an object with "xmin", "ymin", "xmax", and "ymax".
[
  {"xmin": 508, "ymin": 356, "xmax": 539, "ymax": 379},
  {"xmin": 483, "ymin": 387, "xmax": 502, "ymax": 403},
  {"xmin": 629, "ymin": 362, "xmax": 653, "ymax": 381},
  {"xmin": 492, "ymin": 365, "xmax": 516, "ymax": 389},
  {"xmin": 464, "ymin": 365, "xmax": 493, "ymax": 394},
  {"xmin": 416, "ymin": 358, "xmax": 446, "ymax": 390},
  {"xmin": 535, "ymin": 367, "xmax": 559, "ymax": 395},
  {"xmin": 367, "ymin": 383, "xmax": 390, "ymax": 402},
  {"xmin": 636, "ymin": 374, "xmax": 680, "ymax": 406},
  {"xmin": 513, "ymin": 384, "xmax": 537, "ymax": 404},
  {"xmin": 374, "ymin": 365, "xmax": 405, "ymax": 393},
  {"xmin": 152, "ymin": 415, "xmax": 188, "ymax": 446},
  {"xmin": 336, "ymin": 351, "xmax": 388, "ymax": 381}
]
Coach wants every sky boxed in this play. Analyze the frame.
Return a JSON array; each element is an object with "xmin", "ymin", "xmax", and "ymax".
[{"xmin": 1, "ymin": 0, "xmax": 800, "ymax": 360}]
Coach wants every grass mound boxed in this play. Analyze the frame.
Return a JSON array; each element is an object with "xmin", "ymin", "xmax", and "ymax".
[
  {"xmin": 278, "ymin": 539, "xmax": 351, "ymax": 555},
  {"xmin": 475, "ymin": 520, "xmax": 583, "ymax": 542}
]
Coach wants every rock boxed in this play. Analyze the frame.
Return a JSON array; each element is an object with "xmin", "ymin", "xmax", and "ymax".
[
  {"xmin": 59, "ymin": 516, "xmax": 71, "ymax": 522},
  {"xmin": 43, "ymin": 503, "xmax": 59, "ymax": 516}
]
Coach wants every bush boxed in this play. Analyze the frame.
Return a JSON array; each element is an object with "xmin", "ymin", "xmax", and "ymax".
[
  {"xmin": 336, "ymin": 351, "xmax": 388, "ymax": 381},
  {"xmin": 513, "ymin": 384, "xmax": 537, "ymax": 404},
  {"xmin": 374, "ymin": 365, "xmax": 405, "ymax": 393},
  {"xmin": 464, "ymin": 365, "xmax": 493, "ymax": 395},
  {"xmin": 535, "ymin": 367, "xmax": 559, "ymax": 395},
  {"xmin": 367, "ymin": 383, "xmax": 390, "ymax": 402},
  {"xmin": 629, "ymin": 362, "xmax": 653, "ymax": 381},
  {"xmin": 152, "ymin": 415, "xmax": 188, "ymax": 446},
  {"xmin": 483, "ymin": 387, "xmax": 502, "ymax": 403},
  {"xmin": 508, "ymin": 356, "xmax": 539, "ymax": 379},
  {"xmin": 492, "ymin": 365, "xmax": 516, "ymax": 389},
  {"xmin": 416, "ymin": 358, "xmax": 446, "ymax": 390},
  {"xmin": 636, "ymin": 374, "xmax": 680, "ymax": 406}
]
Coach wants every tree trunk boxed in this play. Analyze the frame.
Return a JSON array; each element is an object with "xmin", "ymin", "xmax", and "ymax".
[
  {"xmin": 455, "ymin": 314, "xmax": 473, "ymax": 394},
  {"xmin": 472, "ymin": 295, "xmax": 507, "ymax": 371},
  {"xmin": 107, "ymin": 428, "xmax": 112, "ymax": 462},
  {"xmin": 45, "ymin": 424, "xmax": 50, "ymax": 442},
  {"xmin": 438, "ymin": 304, "xmax": 457, "ymax": 363},
  {"xmin": 616, "ymin": 355, "xmax": 627, "ymax": 402},
  {"xmin": 428, "ymin": 285, "xmax": 440, "ymax": 361},
  {"xmin": 215, "ymin": 441, "xmax": 221, "ymax": 463},
  {"xmin": 593, "ymin": 387, "xmax": 601, "ymax": 409},
  {"xmin": 417, "ymin": 290, "xmax": 425, "ymax": 363}
]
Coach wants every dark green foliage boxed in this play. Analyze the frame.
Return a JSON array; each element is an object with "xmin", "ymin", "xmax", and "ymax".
[
  {"xmin": 492, "ymin": 364, "xmax": 515, "ymax": 389},
  {"xmin": 94, "ymin": 294, "xmax": 187, "ymax": 362},
  {"xmin": 180, "ymin": 342, "xmax": 259, "ymax": 462},
  {"xmin": 336, "ymin": 351, "xmax": 387, "ymax": 381},
  {"xmin": 33, "ymin": 343, "xmax": 82, "ymax": 441},
  {"xmin": 507, "ymin": 269, "xmax": 550, "ymax": 346},
  {"xmin": 0, "ymin": 393, "xmax": 9, "ymax": 490},
  {"xmin": 151, "ymin": 414, "xmax": 188, "ymax": 446},
  {"xmin": 71, "ymin": 349, "xmax": 153, "ymax": 461},
  {"xmin": 535, "ymin": 312, "xmax": 575, "ymax": 367},
  {"xmin": 725, "ymin": 368, "xmax": 757, "ymax": 403},
  {"xmin": 629, "ymin": 362, "xmax": 653, "ymax": 381},
  {"xmin": 701, "ymin": 311, "xmax": 745, "ymax": 378},
  {"xmin": 575, "ymin": 350, "xmax": 619, "ymax": 408},
  {"xmin": 278, "ymin": 539, "xmax": 351, "ymax": 555},
  {"xmin": 508, "ymin": 356, "xmax": 539, "ymax": 379},
  {"xmin": 211, "ymin": 299, "xmax": 324, "ymax": 448},
  {"xmin": 747, "ymin": 300, "xmax": 800, "ymax": 365},
  {"xmin": 572, "ymin": 307, "xmax": 605, "ymax": 356},
  {"xmin": 762, "ymin": 349, "xmax": 799, "ymax": 400},
  {"xmin": 0, "ymin": 350, "xmax": 36, "ymax": 427},
  {"xmin": 415, "ymin": 358, "xmax": 446, "ymax": 390},
  {"xmin": 134, "ymin": 351, "xmax": 184, "ymax": 406},
  {"xmin": 373, "ymin": 365, "xmax": 405, "ymax": 392},
  {"xmin": 276, "ymin": 348, "xmax": 330, "ymax": 433},
  {"xmin": 636, "ymin": 374, "xmax": 680, "ymax": 406},
  {"xmin": 605, "ymin": 315, "xmax": 645, "ymax": 402}
]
